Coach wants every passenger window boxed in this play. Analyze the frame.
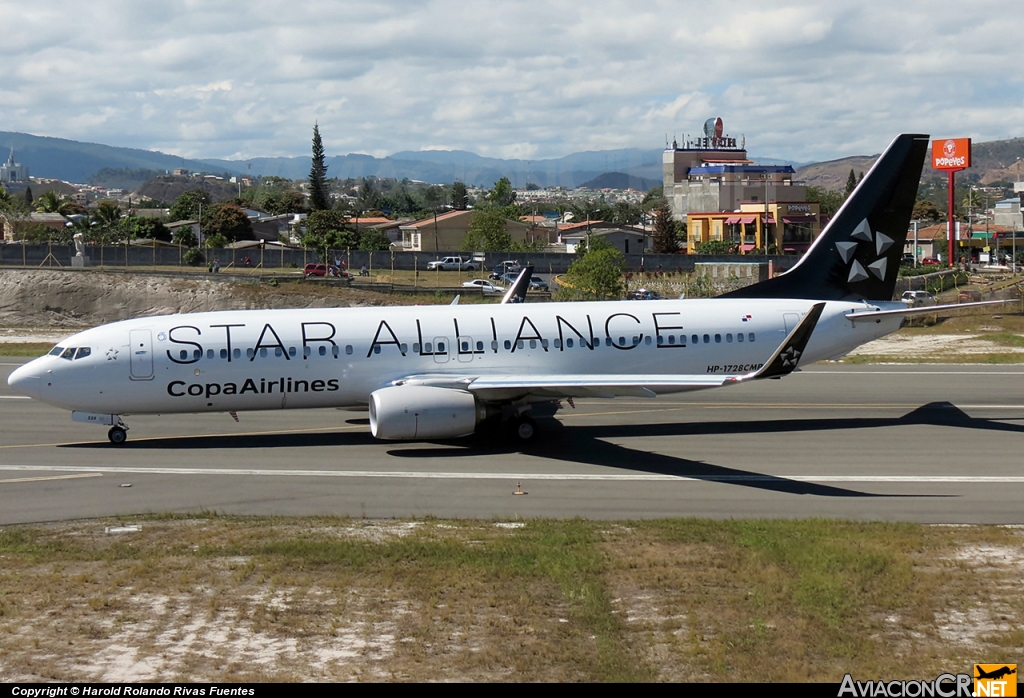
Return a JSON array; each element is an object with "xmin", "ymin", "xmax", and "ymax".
[
  {"xmin": 438, "ymin": 342, "xmax": 445, "ymax": 352},
  {"xmin": 516, "ymin": 340, "xmax": 524, "ymax": 350},
  {"xmin": 715, "ymin": 334, "xmax": 721, "ymax": 343},
  {"xmin": 461, "ymin": 341, "xmax": 469, "ymax": 352},
  {"xmin": 220, "ymin": 348, "xmax": 227, "ymax": 359},
  {"xmin": 402, "ymin": 343, "xmax": 410, "ymax": 353},
  {"xmin": 75, "ymin": 347, "xmax": 91, "ymax": 360},
  {"xmin": 554, "ymin": 339, "xmax": 561, "ymax": 349},
  {"xmin": 179, "ymin": 350, "xmax": 188, "ymax": 360},
  {"xmin": 233, "ymin": 348, "xmax": 241, "ymax": 359},
  {"xmin": 726, "ymin": 334, "xmax": 732, "ymax": 343},
  {"xmin": 193, "ymin": 349, "xmax": 201, "ymax": 360},
  {"xmin": 426, "ymin": 343, "xmax": 433, "ymax": 352},
  {"xmin": 413, "ymin": 343, "xmax": 420, "ymax": 353},
  {"xmin": 703, "ymin": 334, "xmax": 710, "ymax": 344},
  {"xmin": 303, "ymin": 347, "xmax": 311, "ymax": 358},
  {"xmin": 332, "ymin": 346, "xmax": 339, "ymax": 357},
  {"xmin": 618, "ymin": 336, "xmax": 625, "ymax": 346},
  {"xmin": 490, "ymin": 341, "xmax": 498, "ymax": 351},
  {"xmin": 748, "ymin": 333, "xmax": 755, "ymax": 342},
  {"xmin": 644, "ymin": 336, "xmax": 651, "ymax": 345},
  {"xmin": 373, "ymin": 345, "xmax": 381, "ymax": 354},
  {"xmin": 207, "ymin": 349, "xmax": 215, "ymax": 359},
  {"xmin": 288, "ymin": 347, "xmax": 296, "ymax": 357},
  {"xmin": 475, "ymin": 341, "xmax": 483, "ymax": 351},
  {"xmin": 529, "ymin": 339, "xmax": 537, "ymax": 349},
  {"xmin": 246, "ymin": 348, "xmax": 255, "ymax": 359},
  {"xmin": 692, "ymin": 335, "xmax": 698, "ymax": 345},
  {"xmin": 738, "ymin": 333, "xmax": 744, "ymax": 343},
  {"xmin": 503, "ymin": 340, "xmax": 510, "ymax": 350},
  {"xmin": 668, "ymin": 335, "xmax": 675, "ymax": 345},
  {"xmin": 679, "ymin": 335, "xmax": 687, "ymax": 346},
  {"xmin": 541, "ymin": 339, "xmax": 548, "ymax": 349},
  {"xmin": 346, "ymin": 345, "xmax": 353, "ymax": 355},
  {"xmin": 318, "ymin": 346, "xmax": 327, "ymax": 356},
  {"xmin": 275, "ymin": 348, "xmax": 283, "ymax": 357},
  {"xmin": 566, "ymin": 338, "xmax": 574, "ymax": 348},
  {"xmin": 260, "ymin": 348, "xmax": 268, "ymax": 358}
]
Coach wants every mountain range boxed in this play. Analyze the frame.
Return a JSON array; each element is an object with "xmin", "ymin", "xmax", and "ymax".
[{"xmin": 2, "ymin": 130, "xmax": 1022, "ymax": 193}]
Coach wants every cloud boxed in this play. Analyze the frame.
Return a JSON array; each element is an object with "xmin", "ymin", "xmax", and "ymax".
[{"xmin": 0, "ymin": 0, "xmax": 1016, "ymax": 164}]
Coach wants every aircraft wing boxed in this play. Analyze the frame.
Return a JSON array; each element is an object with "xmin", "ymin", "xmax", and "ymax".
[
  {"xmin": 392, "ymin": 303, "xmax": 825, "ymax": 401},
  {"xmin": 501, "ymin": 265, "xmax": 534, "ymax": 304}
]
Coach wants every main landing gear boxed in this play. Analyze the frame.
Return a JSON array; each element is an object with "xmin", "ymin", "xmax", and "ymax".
[
  {"xmin": 507, "ymin": 415, "xmax": 537, "ymax": 442},
  {"xmin": 108, "ymin": 424, "xmax": 128, "ymax": 445}
]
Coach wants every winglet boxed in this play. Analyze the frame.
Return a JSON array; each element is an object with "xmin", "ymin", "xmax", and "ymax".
[
  {"xmin": 501, "ymin": 265, "xmax": 534, "ymax": 304},
  {"xmin": 740, "ymin": 302, "xmax": 825, "ymax": 381}
]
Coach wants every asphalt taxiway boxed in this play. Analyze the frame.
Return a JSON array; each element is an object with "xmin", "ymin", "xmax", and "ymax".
[{"xmin": 2, "ymin": 359, "xmax": 1023, "ymax": 524}]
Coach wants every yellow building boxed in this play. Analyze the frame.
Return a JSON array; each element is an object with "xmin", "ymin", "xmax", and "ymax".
[{"xmin": 687, "ymin": 201, "xmax": 821, "ymax": 254}]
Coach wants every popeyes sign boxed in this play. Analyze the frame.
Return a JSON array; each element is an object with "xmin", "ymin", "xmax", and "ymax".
[{"xmin": 932, "ymin": 138, "xmax": 971, "ymax": 170}]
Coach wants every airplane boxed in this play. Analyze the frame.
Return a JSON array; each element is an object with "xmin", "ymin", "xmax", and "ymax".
[{"xmin": 6, "ymin": 133, "xmax": 1002, "ymax": 445}]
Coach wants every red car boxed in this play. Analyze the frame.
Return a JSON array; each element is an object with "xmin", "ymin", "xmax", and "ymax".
[
  {"xmin": 920, "ymin": 257, "xmax": 940, "ymax": 265},
  {"xmin": 303, "ymin": 263, "xmax": 350, "ymax": 278}
]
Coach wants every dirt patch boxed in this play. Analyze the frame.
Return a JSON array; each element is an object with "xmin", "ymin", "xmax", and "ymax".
[{"xmin": 0, "ymin": 269, "xmax": 407, "ymax": 329}]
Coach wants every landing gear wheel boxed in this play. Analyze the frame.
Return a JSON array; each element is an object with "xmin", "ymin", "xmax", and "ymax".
[
  {"xmin": 108, "ymin": 426, "xmax": 128, "ymax": 445},
  {"xmin": 511, "ymin": 416, "xmax": 536, "ymax": 442}
]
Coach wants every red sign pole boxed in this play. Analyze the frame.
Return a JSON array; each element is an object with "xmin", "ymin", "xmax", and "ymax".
[{"xmin": 948, "ymin": 170, "xmax": 956, "ymax": 267}]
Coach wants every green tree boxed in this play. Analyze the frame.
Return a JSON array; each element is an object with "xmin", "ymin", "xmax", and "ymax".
[
  {"xmin": 560, "ymin": 238, "xmax": 625, "ymax": 300},
  {"xmin": 308, "ymin": 123, "xmax": 330, "ymax": 211},
  {"xmin": 462, "ymin": 209, "xmax": 513, "ymax": 251},
  {"xmin": 487, "ymin": 177, "xmax": 516, "ymax": 208},
  {"xmin": 172, "ymin": 225, "xmax": 198, "ymax": 247},
  {"xmin": 695, "ymin": 240, "xmax": 735, "ymax": 254},
  {"xmin": 203, "ymin": 203, "xmax": 252, "ymax": 242},
  {"xmin": 357, "ymin": 229, "xmax": 391, "ymax": 251},
  {"xmin": 651, "ymin": 198, "xmax": 678, "ymax": 253},
  {"xmin": 844, "ymin": 169, "xmax": 857, "ymax": 198},
  {"xmin": 169, "ymin": 190, "xmax": 212, "ymax": 222},
  {"xmin": 357, "ymin": 178, "xmax": 379, "ymax": 212},
  {"xmin": 451, "ymin": 181, "xmax": 468, "ymax": 210},
  {"xmin": 806, "ymin": 186, "xmax": 844, "ymax": 217},
  {"xmin": 912, "ymin": 199, "xmax": 941, "ymax": 222},
  {"xmin": 120, "ymin": 215, "xmax": 171, "ymax": 242},
  {"xmin": 302, "ymin": 209, "xmax": 356, "ymax": 259}
]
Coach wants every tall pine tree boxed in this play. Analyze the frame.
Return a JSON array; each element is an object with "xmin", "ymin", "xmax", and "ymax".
[
  {"xmin": 308, "ymin": 123, "xmax": 330, "ymax": 211},
  {"xmin": 651, "ymin": 197, "xmax": 678, "ymax": 253}
]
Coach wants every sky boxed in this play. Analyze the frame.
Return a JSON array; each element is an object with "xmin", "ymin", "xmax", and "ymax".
[{"xmin": 1, "ymin": 0, "xmax": 1020, "ymax": 164}]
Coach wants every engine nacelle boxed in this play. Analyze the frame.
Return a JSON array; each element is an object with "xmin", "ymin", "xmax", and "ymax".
[{"xmin": 369, "ymin": 385, "xmax": 483, "ymax": 440}]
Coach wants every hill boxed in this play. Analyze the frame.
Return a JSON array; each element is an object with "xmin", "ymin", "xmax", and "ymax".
[
  {"xmin": 579, "ymin": 171, "xmax": 661, "ymax": 191},
  {"xmin": 0, "ymin": 132, "xmax": 237, "ymax": 185}
]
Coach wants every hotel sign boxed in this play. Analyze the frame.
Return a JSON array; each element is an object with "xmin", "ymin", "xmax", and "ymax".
[{"xmin": 932, "ymin": 138, "xmax": 971, "ymax": 171}]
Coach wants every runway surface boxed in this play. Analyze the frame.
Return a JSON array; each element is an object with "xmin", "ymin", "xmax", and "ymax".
[{"xmin": 2, "ymin": 358, "xmax": 1023, "ymax": 524}]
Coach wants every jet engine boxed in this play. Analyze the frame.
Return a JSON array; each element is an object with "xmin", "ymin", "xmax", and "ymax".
[{"xmin": 369, "ymin": 385, "xmax": 484, "ymax": 440}]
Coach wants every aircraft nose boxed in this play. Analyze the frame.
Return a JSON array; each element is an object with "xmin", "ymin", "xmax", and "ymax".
[{"xmin": 7, "ymin": 362, "xmax": 42, "ymax": 398}]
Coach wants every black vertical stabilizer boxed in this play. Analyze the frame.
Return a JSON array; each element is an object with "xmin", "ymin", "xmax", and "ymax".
[{"xmin": 721, "ymin": 133, "xmax": 930, "ymax": 301}]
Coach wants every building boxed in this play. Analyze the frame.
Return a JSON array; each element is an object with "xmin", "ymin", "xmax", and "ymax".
[
  {"xmin": 558, "ymin": 222, "xmax": 649, "ymax": 254},
  {"xmin": 0, "ymin": 212, "xmax": 67, "ymax": 241},
  {"xmin": 395, "ymin": 210, "xmax": 534, "ymax": 252},
  {"xmin": 663, "ymin": 118, "xmax": 822, "ymax": 254},
  {"xmin": 0, "ymin": 149, "xmax": 29, "ymax": 183}
]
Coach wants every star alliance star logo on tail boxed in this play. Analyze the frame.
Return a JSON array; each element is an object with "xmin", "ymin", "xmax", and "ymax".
[{"xmin": 836, "ymin": 218, "xmax": 895, "ymax": 284}]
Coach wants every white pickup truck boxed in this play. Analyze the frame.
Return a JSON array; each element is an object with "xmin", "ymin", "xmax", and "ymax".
[{"xmin": 426, "ymin": 256, "xmax": 477, "ymax": 271}]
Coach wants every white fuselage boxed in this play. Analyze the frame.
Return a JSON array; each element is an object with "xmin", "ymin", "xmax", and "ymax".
[{"xmin": 9, "ymin": 298, "xmax": 903, "ymax": 415}]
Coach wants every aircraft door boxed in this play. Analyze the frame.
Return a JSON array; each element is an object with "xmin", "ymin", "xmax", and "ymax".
[
  {"xmin": 433, "ymin": 337, "xmax": 450, "ymax": 364},
  {"xmin": 457, "ymin": 336, "xmax": 474, "ymax": 363},
  {"xmin": 129, "ymin": 329, "xmax": 154, "ymax": 381}
]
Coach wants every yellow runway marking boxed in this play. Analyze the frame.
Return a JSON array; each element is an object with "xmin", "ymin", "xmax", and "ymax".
[{"xmin": 0, "ymin": 473, "xmax": 103, "ymax": 484}]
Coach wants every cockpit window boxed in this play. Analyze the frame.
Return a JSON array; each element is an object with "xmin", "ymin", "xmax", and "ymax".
[
  {"xmin": 49, "ymin": 346, "xmax": 64, "ymax": 357},
  {"xmin": 74, "ymin": 347, "xmax": 91, "ymax": 360},
  {"xmin": 60, "ymin": 347, "xmax": 75, "ymax": 360}
]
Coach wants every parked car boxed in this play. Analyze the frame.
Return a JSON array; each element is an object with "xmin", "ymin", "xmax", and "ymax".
[
  {"xmin": 462, "ymin": 279, "xmax": 504, "ymax": 293},
  {"xmin": 958, "ymin": 289, "xmax": 982, "ymax": 303},
  {"xmin": 626, "ymin": 289, "xmax": 663, "ymax": 300},
  {"xmin": 427, "ymin": 256, "xmax": 476, "ymax": 271},
  {"xmin": 920, "ymin": 257, "xmax": 940, "ymax": 266},
  {"xmin": 900, "ymin": 290, "xmax": 937, "ymax": 307},
  {"xmin": 498, "ymin": 273, "xmax": 548, "ymax": 291},
  {"xmin": 303, "ymin": 263, "xmax": 350, "ymax": 278},
  {"xmin": 489, "ymin": 260, "xmax": 522, "ymax": 279},
  {"xmin": 901, "ymin": 254, "xmax": 916, "ymax": 265}
]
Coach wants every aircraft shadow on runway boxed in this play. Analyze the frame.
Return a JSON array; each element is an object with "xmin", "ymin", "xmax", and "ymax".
[
  {"xmin": 389, "ymin": 401, "xmax": 1017, "ymax": 498},
  {"xmin": 57, "ymin": 401, "xmax": 1014, "ymax": 498}
]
